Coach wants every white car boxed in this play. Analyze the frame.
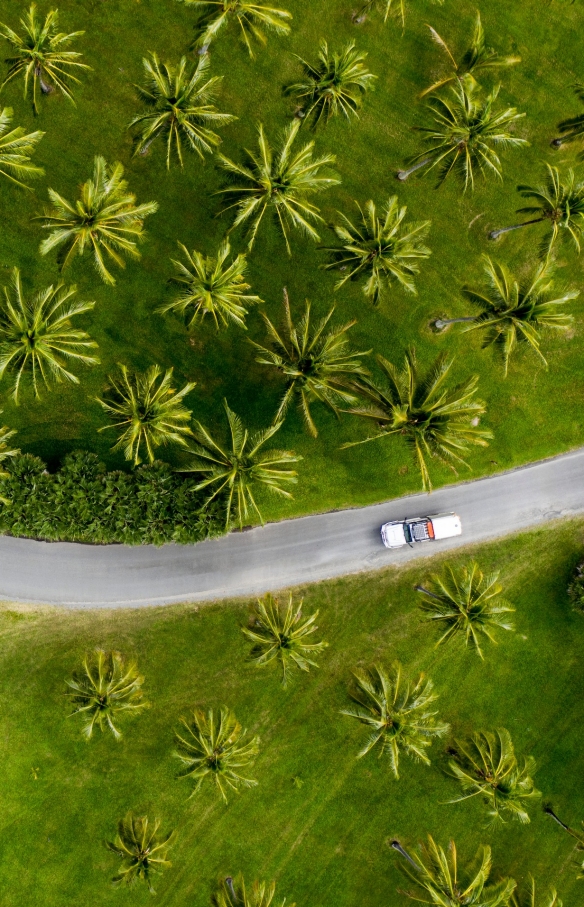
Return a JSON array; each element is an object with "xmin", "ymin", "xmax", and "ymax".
[{"xmin": 381, "ymin": 512, "xmax": 462, "ymax": 549}]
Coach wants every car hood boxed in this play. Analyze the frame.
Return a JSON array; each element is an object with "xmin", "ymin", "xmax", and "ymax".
[{"xmin": 382, "ymin": 522, "xmax": 406, "ymax": 548}]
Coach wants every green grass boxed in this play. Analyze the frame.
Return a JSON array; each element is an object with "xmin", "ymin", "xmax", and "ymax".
[
  {"xmin": 2, "ymin": 520, "xmax": 584, "ymax": 904},
  {"xmin": 0, "ymin": 0, "xmax": 583, "ymax": 520}
]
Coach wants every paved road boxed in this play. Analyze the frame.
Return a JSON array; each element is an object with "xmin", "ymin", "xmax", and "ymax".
[{"xmin": 2, "ymin": 447, "xmax": 584, "ymax": 609}]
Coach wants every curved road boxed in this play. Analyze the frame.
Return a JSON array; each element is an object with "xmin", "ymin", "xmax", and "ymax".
[{"xmin": 1, "ymin": 447, "xmax": 584, "ymax": 608}]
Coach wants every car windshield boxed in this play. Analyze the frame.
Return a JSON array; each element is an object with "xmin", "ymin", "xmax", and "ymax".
[{"xmin": 403, "ymin": 523, "xmax": 412, "ymax": 543}]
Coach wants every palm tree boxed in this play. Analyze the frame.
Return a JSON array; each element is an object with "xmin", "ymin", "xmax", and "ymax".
[
  {"xmin": 544, "ymin": 805, "xmax": 584, "ymax": 878},
  {"xmin": 183, "ymin": 399, "xmax": 300, "ymax": 527},
  {"xmin": 217, "ymin": 120, "xmax": 339, "ymax": 253},
  {"xmin": 175, "ymin": 707, "xmax": 259, "ymax": 801},
  {"xmin": 448, "ymin": 729, "xmax": 540, "ymax": 824},
  {"xmin": 0, "ymin": 4, "xmax": 90, "ymax": 114},
  {"xmin": 65, "ymin": 648, "xmax": 147, "ymax": 740},
  {"xmin": 551, "ymin": 83, "xmax": 584, "ymax": 152},
  {"xmin": 215, "ymin": 875, "xmax": 288, "ymax": 907},
  {"xmin": 489, "ymin": 165, "xmax": 584, "ymax": 258},
  {"xmin": 160, "ymin": 240, "xmax": 262, "ymax": 331},
  {"xmin": 242, "ymin": 592, "xmax": 328, "ymax": 685},
  {"xmin": 36, "ymin": 156, "xmax": 159, "ymax": 285},
  {"xmin": 457, "ymin": 257, "xmax": 577, "ymax": 374},
  {"xmin": 391, "ymin": 836, "xmax": 516, "ymax": 907},
  {"xmin": 341, "ymin": 662, "xmax": 448, "ymax": 778},
  {"xmin": 107, "ymin": 813, "xmax": 174, "ymax": 892},
  {"xmin": 0, "ymin": 107, "xmax": 43, "ymax": 189},
  {"xmin": 251, "ymin": 289, "xmax": 369, "ymax": 436},
  {"xmin": 421, "ymin": 13, "xmax": 520, "ymax": 97},
  {"xmin": 397, "ymin": 81, "xmax": 527, "ymax": 190},
  {"xmin": 511, "ymin": 877, "xmax": 561, "ymax": 907},
  {"xmin": 343, "ymin": 350, "xmax": 491, "ymax": 492},
  {"xmin": 322, "ymin": 196, "xmax": 431, "ymax": 305},
  {"xmin": 0, "ymin": 268, "xmax": 98, "ymax": 402},
  {"xmin": 129, "ymin": 53, "xmax": 235, "ymax": 168},
  {"xmin": 286, "ymin": 41, "xmax": 376, "ymax": 125},
  {"xmin": 97, "ymin": 364, "xmax": 195, "ymax": 466},
  {"xmin": 182, "ymin": 0, "xmax": 292, "ymax": 57},
  {"xmin": 416, "ymin": 562, "xmax": 515, "ymax": 658}
]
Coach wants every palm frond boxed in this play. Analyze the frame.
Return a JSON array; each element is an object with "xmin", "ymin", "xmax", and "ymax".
[
  {"xmin": 160, "ymin": 240, "xmax": 262, "ymax": 330},
  {"xmin": 242, "ymin": 592, "xmax": 327, "ymax": 685},
  {"xmin": 66, "ymin": 648, "xmax": 148, "ymax": 740},
  {"xmin": 341, "ymin": 662, "xmax": 448, "ymax": 778},
  {"xmin": 96, "ymin": 364, "xmax": 195, "ymax": 465},
  {"xmin": 416, "ymin": 561, "xmax": 515, "ymax": 657},
  {"xmin": 175, "ymin": 706, "xmax": 259, "ymax": 801},
  {"xmin": 217, "ymin": 120, "xmax": 339, "ymax": 253},
  {"xmin": 36, "ymin": 155, "xmax": 158, "ymax": 285},
  {"xmin": 322, "ymin": 196, "xmax": 431, "ymax": 304},
  {"xmin": 252, "ymin": 288, "xmax": 369, "ymax": 435}
]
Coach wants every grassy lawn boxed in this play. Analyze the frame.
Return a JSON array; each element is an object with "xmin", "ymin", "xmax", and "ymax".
[
  {"xmin": 1, "ymin": 520, "xmax": 584, "ymax": 904},
  {"xmin": 0, "ymin": 0, "xmax": 582, "ymax": 520}
]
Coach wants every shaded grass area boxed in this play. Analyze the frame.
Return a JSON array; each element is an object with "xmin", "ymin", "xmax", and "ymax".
[
  {"xmin": 0, "ymin": 0, "xmax": 582, "ymax": 519},
  {"xmin": 1, "ymin": 520, "xmax": 584, "ymax": 904}
]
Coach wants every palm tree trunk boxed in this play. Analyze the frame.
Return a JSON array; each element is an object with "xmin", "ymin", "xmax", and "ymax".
[
  {"xmin": 543, "ymin": 805, "xmax": 578, "ymax": 837},
  {"xmin": 35, "ymin": 65, "xmax": 53, "ymax": 94},
  {"xmin": 225, "ymin": 877, "xmax": 238, "ymax": 902},
  {"xmin": 488, "ymin": 218, "xmax": 545, "ymax": 241},
  {"xmin": 390, "ymin": 840, "xmax": 421, "ymax": 871},
  {"xmin": 433, "ymin": 317, "xmax": 476, "ymax": 331},
  {"xmin": 396, "ymin": 158, "xmax": 432, "ymax": 181},
  {"xmin": 414, "ymin": 584, "xmax": 443, "ymax": 600}
]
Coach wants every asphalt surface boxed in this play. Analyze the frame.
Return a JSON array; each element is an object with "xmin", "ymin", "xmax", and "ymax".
[{"xmin": 2, "ymin": 446, "xmax": 584, "ymax": 609}]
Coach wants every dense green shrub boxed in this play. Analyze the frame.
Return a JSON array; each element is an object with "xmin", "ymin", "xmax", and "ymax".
[
  {"xmin": 0, "ymin": 451, "xmax": 225, "ymax": 545},
  {"xmin": 568, "ymin": 562, "xmax": 584, "ymax": 614}
]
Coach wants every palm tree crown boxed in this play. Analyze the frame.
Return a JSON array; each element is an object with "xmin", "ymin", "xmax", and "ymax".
[
  {"xmin": 129, "ymin": 53, "xmax": 235, "ymax": 168},
  {"xmin": 287, "ymin": 41, "xmax": 376, "ymax": 124},
  {"xmin": 392, "ymin": 836, "xmax": 516, "ymax": 907},
  {"xmin": 107, "ymin": 814, "xmax": 174, "ymax": 893},
  {"xmin": 448, "ymin": 728, "xmax": 541, "ymax": 824},
  {"xmin": 461, "ymin": 257, "xmax": 577, "ymax": 374},
  {"xmin": 252, "ymin": 289, "xmax": 369, "ymax": 436},
  {"xmin": 37, "ymin": 156, "xmax": 159, "ymax": 285},
  {"xmin": 183, "ymin": 0, "xmax": 292, "ymax": 57},
  {"xmin": 416, "ymin": 561, "xmax": 515, "ymax": 658},
  {"xmin": 344, "ymin": 350, "xmax": 491, "ymax": 491},
  {"xmin": 175, "ymin": 706, "xmax": 259, "ymax": 801},
  {"xmin": 421, "ymin": 13, "xmax": 520, "ymax": 97},
  {"xmin": 217, "ymin": 120, "xmax": 339, "ymax": 253},
  {"xmin": 402, "ymin": 81, "xmax": 527, "ymax": 190},
  {"xmin": 161, "ymin": 240, "xmax": 262, "ymax": 331},
  {"xmin": 0, "ymin": 267, "xmax": 98, "ymax": 402},
  {"xmin": 0, "ymin": 4, "xmax": 90, "ymax": 113},
  {"xmin": 243, "ymin": 592, "xmax": 328, "ymax": 685},
  {"xmin": 65, "ymin": 648, "xmax": 148, "ymax": 739},
  {"xmin": 184, "ymin": 400, "xmax": 300, "ymax": 527},
  {"xmin": 215, "ymin": 875, "xmax": 290, "ymax": 907},
  {"xmin": 0, "ymin": 107, "xmax": 43, "ymax": 189},
  {"xmin": 323, "ymin": 196, "xmax": 431, "ymax": 305},
  {"xmin": 490, "ymin": 165, "xmax": 584, "ymax": 258},
  {"xmin": 97, "ymin": 364, "xmax": 195, "ymax": 466},
  {"xmin": 341, "ymin": 662, "xmax": 449, "ymax": 778}
]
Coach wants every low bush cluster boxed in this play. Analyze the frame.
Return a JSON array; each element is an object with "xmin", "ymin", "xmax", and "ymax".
[{"xmin": 0, "ymin": 451, "xmax": 225, "ymax": 545}]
